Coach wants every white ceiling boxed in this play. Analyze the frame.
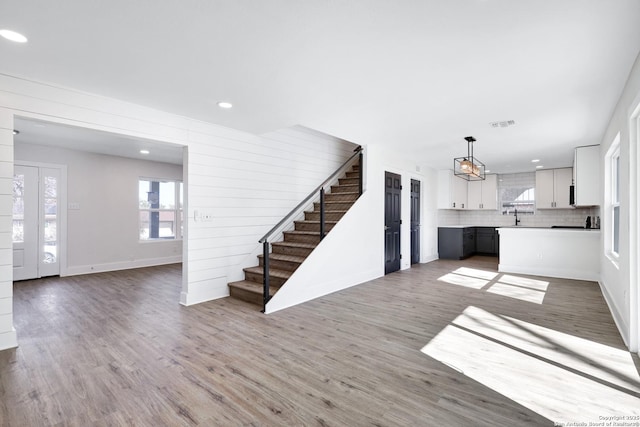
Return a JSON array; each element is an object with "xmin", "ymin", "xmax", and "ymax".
[
  {"xmin": 14, "ymin": 117, "xmax": 184, "ymax": 165},
  {"xmin": 2, "ymin": 0, "xmax": 639, "ymax": 173}
]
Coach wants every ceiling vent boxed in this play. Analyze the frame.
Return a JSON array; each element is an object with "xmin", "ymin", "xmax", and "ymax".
[{"xmin": 490, "ymin": 120, "xmax": 515, "ymax": 128}]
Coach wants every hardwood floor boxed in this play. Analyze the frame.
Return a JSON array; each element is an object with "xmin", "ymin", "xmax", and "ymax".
[{"xmin": 1, "ymin": 258, "xmax": 638, "ymax": 426}]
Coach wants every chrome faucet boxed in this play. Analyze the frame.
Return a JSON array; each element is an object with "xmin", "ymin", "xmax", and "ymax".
[{"xmin": 514, "ymin": 208, "xmax": 521, "ymax": 226}]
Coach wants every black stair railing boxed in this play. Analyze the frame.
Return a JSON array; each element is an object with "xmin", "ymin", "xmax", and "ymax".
[{"xmin": 257, "ymin": 145, "xmax": 364, "ymax": 312}]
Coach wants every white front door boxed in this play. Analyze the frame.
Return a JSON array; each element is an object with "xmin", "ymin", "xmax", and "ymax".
[{"xmin": 13, "ymin": 164, "xmax": 61, "ymax": 281}]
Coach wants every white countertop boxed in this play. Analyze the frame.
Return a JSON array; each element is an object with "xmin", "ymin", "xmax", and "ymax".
[
  {"xmin": 498, "ymin": 227, "xmax": 600, "ymax": 232},
  {"xmin": 439, "ymin": 225, "xmax": 600, "ymax": 231},
  {"xmin": 438, "ymin": 225, "xmax": 498, "ymax": 228}
]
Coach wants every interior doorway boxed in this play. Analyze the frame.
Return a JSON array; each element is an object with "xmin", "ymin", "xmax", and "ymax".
[
  {"xmin": 410, "ymin": 179, "xmax": 421, "ymax": 265},
  {"xmin": 12, "ymin": 117, "xmax": 185, "ymax": 283},
  {"xmin": 384, "ymin": 171, "xmax": 401, "ymax": 274}
]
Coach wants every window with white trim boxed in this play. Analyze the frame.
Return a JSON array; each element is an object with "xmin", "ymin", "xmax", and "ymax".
[
  {"xmin": 605, "ymin": 134, "xmax": 620, "ymax": 261},
  {"xmin": 611, "ymin": 148, "xmax": 620, "ymax": 256},
  {"xmin": 139, "ymin": 179, "xmax": 183, "ymax": 240}
]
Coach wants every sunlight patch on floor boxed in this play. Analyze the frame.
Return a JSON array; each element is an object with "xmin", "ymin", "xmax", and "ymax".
[
  {"xmin": 453, "ymin": 267, "xmax": 499, "ymax": 281},
  {"xmin": 487, "ymin": 283, "xmax": 546, "ymax": 304},
  {"xmin": 437, "ymin": 273, "xmax": 488, "ymax": 289},
  {"xmin": 438, "ymin": 268, "xmax": 550, "ymax": 304},
  {"xmin": 499, "ymin": 275, "xmax": 549, "ymax": 291},
  {"xmin": 421, "ymin": 306, "xmax": 640, "ymax": 424}
]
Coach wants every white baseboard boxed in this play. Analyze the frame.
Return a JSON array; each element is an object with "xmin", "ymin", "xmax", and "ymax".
[
  {"xmin": 0, "ymin": 328, "xmax": 18, "ymax": 351},
  {"xmin": 598, "ymin": 279, "xmax": 630, "ymax": 348},
  {"xmin": 64, "ymin": 256, "xmax": 182, "ymax": 277},
  {"xmin": 421, "ymin": 254, "xmax": 439, "ymax": 264},
  {"xmin": 498, "ymin": 264, "xmax": 599, "ymax": 282},
  {"xmin": 180, "ymin": 276, "xmax": 229, "ymax": 306}
]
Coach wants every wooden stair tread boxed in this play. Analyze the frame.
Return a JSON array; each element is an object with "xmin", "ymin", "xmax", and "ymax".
[
  {"xmin": 243, "ymin": 266, "xmax": 292, "ymax": 279},
  {"xmin": 322, "ymin": 201, "xmax": 355, "ymax": 205},
  {"xmin": 305, "ymin": 210, "xmax": 348, "ymax": 215},
  {"xmin": 271, "ymin": 241, "xmax": 317, "ymax": 249},
  {"xmin": 284, "ymin": 230, "xmax": 320, "ymax": 236},
  {"xmin": 295, "ymin": 220, "xmax": 338, "ymax": 225},
  {"xmin": 228, "ymin": 280, "xmax": 278, "ymax": 295},
  {"xmin": 327, "ymin": 191, "xmax": 359, "ymax": 195},
  {"xmin": 257, "ymin": 253, "xmax": 306, "ymax": 263}
]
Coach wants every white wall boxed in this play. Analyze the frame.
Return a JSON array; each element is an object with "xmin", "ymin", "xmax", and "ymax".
[
  {"xmin": 14, "ymin": 143, "xmax": 183, "ymax": 275},
  {"xmin": 0, "ymin": 75, "xmax": 354, "ymax": 350},
  {"xmin": 498, "ymin": 228, "xmax": 600, "ymax": 282},
  {"xmin": 598, "ymin": 52, "xmax": 640, "ymax": 352},
  {"xmin": 0, "ymin": 111, "xmax": 17, "ymax": 350},
  {"xmin": 266, "ymin": 143, "xmax": 439, "ymax": 313}
]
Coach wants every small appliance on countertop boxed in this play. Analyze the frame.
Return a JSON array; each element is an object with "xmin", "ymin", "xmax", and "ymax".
[{"xmin": 585, "ymin": 216, "xmax": 591, "ymax": 229}]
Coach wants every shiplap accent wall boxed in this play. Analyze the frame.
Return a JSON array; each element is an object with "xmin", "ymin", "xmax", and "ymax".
[
  {"xmin": 0, "ymin": 75, "xmax": 354, "ymax": 349},
  {"xmin": 183, "ymin": 126, "xmax": 355, "ymax": 305},
  {"xmin": 0, "ymin": 111, "xmax": 17, "ymax": 350}
]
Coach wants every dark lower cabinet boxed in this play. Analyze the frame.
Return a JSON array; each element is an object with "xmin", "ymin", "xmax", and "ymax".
[
  {"xmin": 475, "ymin": 227, "xmax": 496, "ymax": 254},
  {"xmin": 438, "ymin": 227, "xmax": 474, "ymax": 260},
  {"xmin": 463, "ymin": 229, "xmax": 475, "ymax": 258},
  {"xmin": 438, "ymin": 226, "xmax": 499, "ymax": 259}
]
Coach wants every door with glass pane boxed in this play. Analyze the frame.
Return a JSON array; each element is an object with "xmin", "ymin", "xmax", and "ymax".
[{"xmin": 13, "ymin": 165, "xmax": 60, "ymax": 280}]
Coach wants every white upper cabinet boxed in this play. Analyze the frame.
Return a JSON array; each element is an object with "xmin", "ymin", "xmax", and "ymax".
[
  {"xmin": 573, "ymin": 145, "xmax": 600, "ymax": 206},
  {"xmin": 467, "ymin": 174, "xmax": 497, "ymax": 210},
  {"xmin": 536, "ymin": 167, "xmax": 573, "ymax": 209},
  {"xmin": 437, "ymin": 169, "xmax": 468, "ymax": 209}
]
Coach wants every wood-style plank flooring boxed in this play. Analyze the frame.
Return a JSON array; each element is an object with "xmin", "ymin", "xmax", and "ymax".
[{"xmin": 1, "ymin": 257, "xmax": 639, "ymax": 426}]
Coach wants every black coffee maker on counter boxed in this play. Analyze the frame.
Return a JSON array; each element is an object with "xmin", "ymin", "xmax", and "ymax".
[{"xmin": 585, "ymin": 216, "xmax": 591, "ymax": 229}]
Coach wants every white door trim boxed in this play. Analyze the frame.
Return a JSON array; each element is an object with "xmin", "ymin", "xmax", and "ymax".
[{"xmin": 14, "ymin": 161, "xmax": 67, "ymax": 278}]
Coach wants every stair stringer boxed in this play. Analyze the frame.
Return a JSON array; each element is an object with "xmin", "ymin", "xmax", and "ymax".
[{"xmin": 264, "ymin": 189, "xmax": 382, "ymax": 313}]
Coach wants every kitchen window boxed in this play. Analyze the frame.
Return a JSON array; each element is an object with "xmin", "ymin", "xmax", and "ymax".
[
  {"xmin": 139, "ymin": 178, "xmax": 183, "ymax": 240},
  {"xmin": 499, "ymin": 172, "xmax": 535, "ymax": 215}
]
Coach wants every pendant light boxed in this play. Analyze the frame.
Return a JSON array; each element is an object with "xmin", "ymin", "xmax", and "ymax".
[{"xmin": 454, "ymin": 136, "xmax": 486, "ymax": 180}]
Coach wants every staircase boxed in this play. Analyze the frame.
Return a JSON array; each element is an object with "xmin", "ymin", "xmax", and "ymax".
[{"xmin": 228, "ymin": 163, "xmax": 361, "ymax": 306}]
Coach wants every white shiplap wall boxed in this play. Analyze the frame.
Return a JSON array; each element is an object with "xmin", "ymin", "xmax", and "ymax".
[
  {"xmin": 0, "ymin": 111, "xmax": 17, "ymax": 350},
  {"xmin": 183, "ymin": 126, "xmax": 355, "ymax": 305},
  {"xmin": 0, "ymin": 75, "xmax": 355, "ymax": 349}
]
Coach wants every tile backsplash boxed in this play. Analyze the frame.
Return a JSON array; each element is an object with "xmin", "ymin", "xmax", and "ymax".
[{"xmin": 438, "ymin": 206, "xmax": 601, "ymax": 227}]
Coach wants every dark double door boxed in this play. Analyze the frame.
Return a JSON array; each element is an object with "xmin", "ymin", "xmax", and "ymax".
[
  {"xmin": 410, "ymin": 179, "xmax": 420, "ymax": 264},
  {"xmin": 384, "ymin": 172, "xmax": 402, "ymax": 274},
  {"xmin": 384, "ymin": 173, "xmax": 421, "ymax": 274}
]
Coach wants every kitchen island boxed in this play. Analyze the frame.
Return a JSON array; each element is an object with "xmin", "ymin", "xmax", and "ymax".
[{"xmin": 498, "ymin": 227, "xmax": 600, "ymax": 281}]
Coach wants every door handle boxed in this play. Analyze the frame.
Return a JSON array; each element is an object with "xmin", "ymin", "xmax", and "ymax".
[{"xmin": 384, "ymin": 226, "xmax": 390, "ymax": 230}]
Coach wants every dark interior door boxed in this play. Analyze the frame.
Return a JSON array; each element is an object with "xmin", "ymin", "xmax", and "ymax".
[
  {"xmin": 385, "ymin": 172, "xmax": 401, "ymax": 274},
  {"xmin": 410, "ymin": 179, "xmax": 420, "ymax": 264}
]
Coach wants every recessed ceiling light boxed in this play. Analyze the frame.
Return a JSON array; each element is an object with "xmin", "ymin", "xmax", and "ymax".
[
  {"xmin": 140, "ymin": 149, "xmax": 150, "ymax": 155},
  {"xmin": 485, "ymin": 170, "xmax": 491, "ymax": 173},
  {"xmin": 536, "ymin": 165, "xmax": 544, "ymax": 169},
  {"xmin": 13, "ymin": 130, "xmax": 19, "ymax": 135},
  {"xmin": 217, "ymin": 101, "xmax": 233, "ymax": 109},
  {"xmin": 0, "ymin": 29, "xmax": 28, "ymax": 43},
  {"xmin": 531, "ymin": 159, "xmax": 540, "ymax": 163}
]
